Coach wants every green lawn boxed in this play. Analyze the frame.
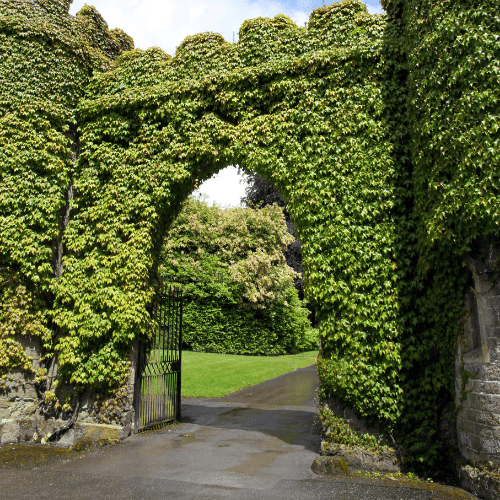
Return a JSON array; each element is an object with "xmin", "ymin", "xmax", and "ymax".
[{"xmin": 181, "ymin": 350, "xmax": 318, "ymax": 398}]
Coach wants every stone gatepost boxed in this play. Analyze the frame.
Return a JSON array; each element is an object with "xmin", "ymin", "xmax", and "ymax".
[
  {"xmin": 0, "ymin": 341, "xmax": 140, "ymax": 448},
  {"xmin": 456, "ymin": 242, "xmax": 500, "ymax": 464}
]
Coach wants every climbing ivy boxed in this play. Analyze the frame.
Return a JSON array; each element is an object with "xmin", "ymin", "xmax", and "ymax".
[
  {"xmin": 1, "ymin": 0, "xmax": 498, "ymax": 474},
  {"xmin": 55, "ymin": 1, "xmax": 410, "ymax": 414},
  {"xmin": 379, "ymin": 0, "xmax": 500, "ymax": 474},
  {"xmin": 0, "ymin": 0, "xmax": 133, "ymax": 384}
]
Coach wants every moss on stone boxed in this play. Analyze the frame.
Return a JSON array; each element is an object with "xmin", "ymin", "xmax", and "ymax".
[
  {"xmin": 70, "ymin": 436, "xmax": 117, "ymax": 452},
  {"xmin": 0, "ymin": 444, "xmax": 79, "ymax": 468}
]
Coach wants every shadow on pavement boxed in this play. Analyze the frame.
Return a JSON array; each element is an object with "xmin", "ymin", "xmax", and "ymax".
[{"xmin": 182, "ymin": 402, "xmax": 322, "ymax": 453}]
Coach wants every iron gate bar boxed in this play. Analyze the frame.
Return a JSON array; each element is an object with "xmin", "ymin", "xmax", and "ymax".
[{"xmin": 134, "ymin": 285, "xmax": 182, "ymax": 432}]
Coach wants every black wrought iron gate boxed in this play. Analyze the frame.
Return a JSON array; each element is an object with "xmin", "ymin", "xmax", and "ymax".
[{"xmin": 134, "ymin": 286, "xmax": 182, "ymax": 432}]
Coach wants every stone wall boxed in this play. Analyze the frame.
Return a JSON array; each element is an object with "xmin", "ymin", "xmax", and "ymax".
[
  {"xmin": 456, "ymin": 242, "xmax": 500, "ymax": 465},
  {"xmin": 0, "ymin": 335, "xmax": 42, "ymax": 423},
  {"xmin": 0, "ymin": 341, "xmax": 140, "ymax": 448}
]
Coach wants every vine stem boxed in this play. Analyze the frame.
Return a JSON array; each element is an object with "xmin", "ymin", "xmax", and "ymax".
[
  {"xmin": 47, "ymin": 395, "xmax": 81, "ymax": 442},
  {"xmin": 387, "ymin": 429, "xmax": 404, "ymax": 467}
]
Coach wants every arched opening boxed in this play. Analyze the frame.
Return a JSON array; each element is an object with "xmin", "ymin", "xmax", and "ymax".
[
  {"xmin": 48, "ymin": 2, "xmax": 408, "ymax": 434},
  {"xmin": 133, "ymin": 159, "xmax": 318, "ymax": 429},
  {"xmin": 3, "ymin": 0, "xmax": 417, "ymax": 458}
]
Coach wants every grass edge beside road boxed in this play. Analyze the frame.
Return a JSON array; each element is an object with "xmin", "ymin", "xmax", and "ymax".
[{"xmin": 182, "ymin": 350, "xmax": 318, "ymax": 398}]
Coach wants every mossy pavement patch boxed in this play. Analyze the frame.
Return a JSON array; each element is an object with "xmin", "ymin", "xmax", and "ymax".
[{"xmin": 0, "ymin": 444, "xmax": 81, "ymax": 469}]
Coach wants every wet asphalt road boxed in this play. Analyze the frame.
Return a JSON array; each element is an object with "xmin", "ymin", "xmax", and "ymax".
[{"xmin": 0, "ymin": 365, "xmax": 477, "ymax": 499}]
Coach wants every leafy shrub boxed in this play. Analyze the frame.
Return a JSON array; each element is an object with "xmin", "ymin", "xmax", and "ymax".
[
  {"xmin": 242, "ymin": 173, "xmax": 305, "ymax": 298},
  {"xmin": 159, "ymin": 196, "xmax": 317, "ymax": 354}
]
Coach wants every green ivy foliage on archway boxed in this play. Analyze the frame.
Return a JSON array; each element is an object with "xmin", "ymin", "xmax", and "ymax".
[
  {"xmin": 0, "ymin": 0, "xmax": 133, "ymax": 386},
  {"xmin": 1, "ymin": 0, "xmax": 499, "ymax": 473},
  {"xmin": 381, "ymin": 0, "xmax": 500, "ymax": 470},
  {"xmin": 53, "ymin": 1, "xmax": 410, "ymax": 426}
]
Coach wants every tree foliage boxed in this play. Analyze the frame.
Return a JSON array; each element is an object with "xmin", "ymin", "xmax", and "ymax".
[
  {"xmin": 159, "ymin": 196, "xmax": 316, "ymax": 354},
  {"xmin": 242, "ymin": 173, "xmax": 304, "ymax": 296}
]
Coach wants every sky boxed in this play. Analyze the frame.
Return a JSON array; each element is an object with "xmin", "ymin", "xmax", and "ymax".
[
  {"xmin": 193, "ymin": 166, "xmax": 248, "ymax": 207},
  {"xmin": 69, "ymin": 0, "xmax": 384, "ymax": 206}
]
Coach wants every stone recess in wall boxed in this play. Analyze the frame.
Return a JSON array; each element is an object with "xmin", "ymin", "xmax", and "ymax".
[{"xmin": 456, "ymin": 242, "xmax": 500, "ymax": 466}]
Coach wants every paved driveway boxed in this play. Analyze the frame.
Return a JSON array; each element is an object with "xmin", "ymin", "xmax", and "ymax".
[{"xmin": 0, "ymin": 366, "xmax": 477, "ymax": 499}]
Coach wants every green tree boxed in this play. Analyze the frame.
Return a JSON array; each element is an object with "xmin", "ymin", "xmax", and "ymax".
[{"xmin": 158, "ymin": 196, "xmax": 317, "ymax": 354}]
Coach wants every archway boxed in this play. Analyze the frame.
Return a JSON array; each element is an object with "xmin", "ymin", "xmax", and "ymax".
[
  {"xmin": 50, "ymin": 1, "xmax": 409, "ymax": 433},
  {"xmin": 0, "ymin": 0, "xmax": 412, "ymax": 464},
  {"xmin": 3, "ymin": 0, "xmax": 500, "ymax": 480}
]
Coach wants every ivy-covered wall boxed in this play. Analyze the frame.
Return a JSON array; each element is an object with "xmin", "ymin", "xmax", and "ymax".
[
  {"xmin": 0, "ymin": 0, "xmax": 499, "ymax": 475},
  {"xmin": 378, "ymin": 0, "xmax": 500, "ymax": 473},
  {"xmin": 399, "ymin": 0, "xmax": 500, "ymax": 471},
  {"xmin": 0, "ymin": 0, "xmax": 133, "ymax": 389},
  {"xmin": 58, "ymin": 0, "xmax": 411, "ymax": 428}
]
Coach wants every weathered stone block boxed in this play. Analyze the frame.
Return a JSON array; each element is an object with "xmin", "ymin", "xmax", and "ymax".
[
  {"xmin": 490, "ymin": 426, "xmax": 500, "ymax": 441},
  {"xmin": 471, "ymin": 435, "xmax": 482, "ymax": 454},
  {"xmin": 465, "ymin": 378, "xmax": 475, "ymax": 393},
  {"xmin": 458, "ymin": 462, "xmax": 500, "ymax": 500},
  {"xmin": 476, "ymin": 381, "xmax": 500, "ymax": 395},
  {"xmin": 463, "ymin": 397, "xmax": 473, "ymax": 410},
  {"xmin": 468, "ymin": 393, "xmax": 500, "ymax": 414},
  {"xmin": 0, "ymin": 408, "xmax": 12, "ymax": 420},
  {"xmin": 464, "ymin": 409, "xmax": 500, "ymax": 427},
  {"xmin": 9, "ymin": 384, "xmax": 38, "ymax": 401},
  {"xmin": 0, "ymin": 419, "xmax": 19, "ymax": 444},
  {"xmin": 476, "ymin": 422, "xmax": 494, "ymax": 439},
  {"xmin": 459, "ymin": 246, "xmax": 500, "ymax": 468},
  {"xmin": 458, "ymin": 417, "xmax": 476, "ymax": 435},
  {"xmin": 482, "ymin": 294, "xmax": 500, "ymax": 315},
  {"xmin": 460, "ymin": 430, "xmax": 473, "ymax": 450},
  {"xmin": 0, "ymin": 415, "xmax": 131, "ymax": 449},
  {"xmin": 486, "ymin": 339, "xmax": 500, "ymax": 363},
  {"xmin": 322, "ymin": 443, "xmax": 363, "ymax": 469},
  {"xmin": 484, "ymin": 364, "xmax": 500, "ymax": 382},
  {"xmin": 0, "ymin": 341, "xmax": 140, "ymax": 447},
  {"xmin": 56, "ymin": 428, "xmax": 75, "ymax": 447},
  {"xmin": 321, "ymin": 399, "xmax": 387, "ymax": 445},
  {"xmin": 481, "ymin": 438, "xmax": 500, "ymax": 459},
  {"xmin": 362, "ymin": 450, "xmax": 399, "ymax": 473},
  {"xmin": 0, "ymin": 418, "xmax": 36, "ymax": 444},
  {"xmin": 320, "ymin": 443, "xmax": 399, "ymax": 473},
  {"xmin": 311, "ymin": 456, "xmax": 350, "ymax": 476},
  {"xmin": 68, "ymin": 422, "xmax": 128, "ymax": 450},
  {"xmin": 463, "ymin": 360, "xmax": 485, "ymax": 377}
]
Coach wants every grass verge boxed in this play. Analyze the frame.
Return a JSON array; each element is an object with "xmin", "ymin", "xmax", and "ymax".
[{"xmin": 181, "ymin": 350, "xmax": 318, "ymax": 398}]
